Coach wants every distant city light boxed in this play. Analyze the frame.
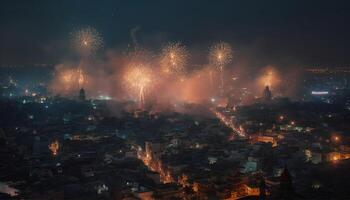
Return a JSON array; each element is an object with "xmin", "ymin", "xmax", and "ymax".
[
  {"xmin": 311, "ymin": 91, "xmax": 329, "ymax": 95},
  {"xmin": 97, "ymin": 95, "xmax": 112, "ymax": 100},
  {"xmin": 333, "ymin": 156, "xmax": 339, "ymax": 161},
  {"xmin": 332, "ymin": 135, "xmax": 341, "ymax": 143},
  {"xmin": 49, "ymin": 140, "xmax": 59, "ymax": 156}
]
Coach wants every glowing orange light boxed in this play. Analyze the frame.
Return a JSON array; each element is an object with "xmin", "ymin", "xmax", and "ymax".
[
  {"xmin": 217, "ymin": 53, "xmax": 222, "ymax": 60},
  {"xmin": 77, "ymin": 68, "xmax": 85, "ymax": 87},
  {"xmin": 332, "ymin": 135, "xmax": 341, "ymax": 143},
  {"xmin": 60, "ymin": 70, "xmax": 74, "ymax": 84},
  {"xmin": 258, "ymin": 67, "xmax": 280, "ymax": 90},
  {"xmin": 49, "ymin": 140, "xmax": 59, "ymax": 156},
  {"xmin": 124, "ymin": 63, "xmax": 153, "ymax": 109}
]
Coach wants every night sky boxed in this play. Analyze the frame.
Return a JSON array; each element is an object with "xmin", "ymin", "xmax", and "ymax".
[{"xmin": 1, "ymin": 0, "xmax": 350, "ymax": 67}]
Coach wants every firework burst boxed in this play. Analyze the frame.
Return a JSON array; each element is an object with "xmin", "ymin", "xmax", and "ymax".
[
  {"xmin": 160, "ymin": 42, "xmax": 189, "ymax": 75},
  {"xmin": 124, "ymin": 63, "xmax": 153, "ymax": 108},
  {"xmin": 209, "ymin": 42, "xmax": 233, "ymax": 95},
  {"xmin": 72, "ymin": 27, "xmax": 103, "ymax": 56},
  {"xmin": 209, "ymin": 42, "xmax": 233, "ymax": 71},
  {"xmin": 77, "ymin": 68, "xmax": 85, "ymax": 88}
]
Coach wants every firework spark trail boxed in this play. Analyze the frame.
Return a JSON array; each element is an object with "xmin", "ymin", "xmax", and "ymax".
[
  {"xmin": 209, "ymin": 42, "xmax": 233, "ymax": 95},
  {"xmin": 124, "ymin": 63, "xmax": 153, "ymax": 109},
  {"xmin": 77, "ymin": 68, "xmax": 85, "ymax": 88},
  {"xmin": 209, "ymin": 70, "xmax": 214, "ymax": 90},
  {"xmin": 71, "ymin": 27, "xmax": 103, "ymax": 91},
  {"xmin": 160, "ymin": 42, "xmax": 189, "ymax": 76}
]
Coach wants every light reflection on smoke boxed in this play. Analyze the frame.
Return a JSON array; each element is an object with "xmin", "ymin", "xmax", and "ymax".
[{"xmin": 49, "ymin": 49, "xmax": 300, "ymax": 111}]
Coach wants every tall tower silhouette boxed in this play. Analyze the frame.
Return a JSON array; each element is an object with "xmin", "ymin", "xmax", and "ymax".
[
  {"xmin": 262, "ymin": 86, "xmax": 272, "ymax": 101},
  {"xmin": 79, "ymin": 88, "xmax": 86, "ymax": 101}
]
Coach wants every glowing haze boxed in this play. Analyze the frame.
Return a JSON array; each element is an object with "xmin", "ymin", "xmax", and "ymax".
[
  {"xmin": 49, "ymin": 28, "xmax": 300, "ymax": 111},
  {"xmin": 123, "ymin": 63, "xmax": 153, "ymax": 109},
  {"xmin": 257, "ymin": 66, "xmax": 281, "ymax": 91}
]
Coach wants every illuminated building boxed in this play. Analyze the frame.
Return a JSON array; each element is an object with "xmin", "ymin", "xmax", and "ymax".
[
  {"xmin": 326, "ymin": 152, "xmax": 350, "ymax": 162},
  {"xmin": 250, "ymin": 135, "xmax": 278, "ymax": 147}
]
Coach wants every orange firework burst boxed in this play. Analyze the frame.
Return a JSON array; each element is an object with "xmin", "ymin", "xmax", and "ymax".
[
  {"xmin": 72, "ymin": 27, "xmax": 103, "ymax": 56},
  {"xmin": 209, "ymin": 42, "xmax": 233, "ymax": 71},
  {"xmin": 160, "ymin": 42, "xmax": 189, "ymax": 75},
  {"xmin": 124, "ymin": 63, "xmax": 153, "ymax": 108}
]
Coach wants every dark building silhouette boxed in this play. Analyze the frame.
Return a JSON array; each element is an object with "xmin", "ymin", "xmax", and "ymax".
[
  {"xmin": 0, "ymin": 128, "xmax": 6, "ymax": 145},
  {"xmin": 79, "ymin": 88, "xmax": 86, "ymax": 101},
  {"xmin": 262, "ymin": 86, "xmax": 272, "ymax": 101},
  {"xmin": 279, "ymin": 166, "xmax": 294, "ymax": 200},
  {"xmin": 259, "ymin": 177, "xmax": 266, "ymax": 200}
]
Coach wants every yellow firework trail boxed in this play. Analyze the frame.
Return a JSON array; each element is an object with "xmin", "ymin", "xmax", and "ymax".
[
  {"xmin": 124, "ymin": 63, "xmax": 153, "ymax": 108},
  {"xmin": 209, "ymin": 42, "xmax": 233, "ymax": 95}
]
